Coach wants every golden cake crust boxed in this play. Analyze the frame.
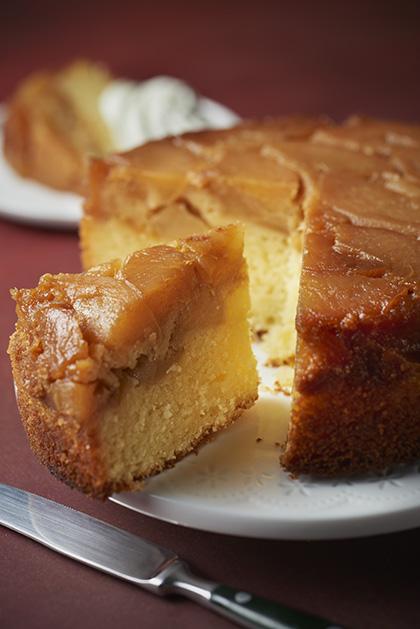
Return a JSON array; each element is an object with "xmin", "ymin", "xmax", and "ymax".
[
  {"xmin": 10, "ymin": 359, "xmax": 109, "ymax": 496},
  {"xmin": 283, "ymin": 334, "xmax": 420, "ymax": 475}
]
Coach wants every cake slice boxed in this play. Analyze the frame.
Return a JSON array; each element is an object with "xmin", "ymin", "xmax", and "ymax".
[
  {"xmin": 4, "ymin": 60, "xmax": 113, "ymax": 194},
  {"xmin": 8, "ymin": 225, "xmax": 258, "ymax": 498},
  {"xmin": 80, "ymin": 116, "xmax": 420, "ymax": 476}
]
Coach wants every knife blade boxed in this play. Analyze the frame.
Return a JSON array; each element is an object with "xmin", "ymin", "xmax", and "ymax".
[{"xmin": 0, "ymin": 483, "xmax": 340, "ymax": 629}]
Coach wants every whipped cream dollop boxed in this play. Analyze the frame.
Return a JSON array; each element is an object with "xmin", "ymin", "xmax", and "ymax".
[{"xmin": 99, "ymin": 76, "xmax": 240, "ymax": 151}]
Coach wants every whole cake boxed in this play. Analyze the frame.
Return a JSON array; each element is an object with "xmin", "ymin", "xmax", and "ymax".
[
  {"xmin": 8, "ymin": 226, "xmax": 258, "ymax": 497},
  {"xmin": 81, "ymin": 115, "xmax": 420, "ymax": 476}
]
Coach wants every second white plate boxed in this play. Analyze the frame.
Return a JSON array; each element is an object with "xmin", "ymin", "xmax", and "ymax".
[{"xmin": 0, "ymin": 105, "xmax": 83, "ymax": 229}]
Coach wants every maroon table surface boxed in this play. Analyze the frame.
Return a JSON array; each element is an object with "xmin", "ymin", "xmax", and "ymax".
[{"xmin": 1, "ymin": 2, "xmax": 420, "ymax": 628}]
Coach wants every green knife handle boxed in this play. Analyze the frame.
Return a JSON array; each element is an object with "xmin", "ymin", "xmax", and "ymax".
[
  {"xmin": 160, "ymin": 561, "xmax": 342, "ymax": 629},
  {"xmin": 209, "ymin": 584, "xmax": 341, "ymax": 629}
]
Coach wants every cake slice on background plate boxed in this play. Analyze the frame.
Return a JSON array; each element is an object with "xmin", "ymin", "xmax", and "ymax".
[
  {"xmin": 8, "ymin": 225, "xmax": 258, "ymax": 498},
  {"xmin": 3, "ymin": 61, "xmax": 113, "ymax": 194}
]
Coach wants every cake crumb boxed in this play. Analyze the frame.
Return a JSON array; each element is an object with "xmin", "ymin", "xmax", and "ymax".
[
  {"xmin": 260, "ymin": 384, "xmax": 276, "ymax": 395},
  {"xmin": 265, "ymin": 355, "xmax": 295, "ymax": 368},
  {"xmin": 253, "ymin": 328, "xmax": 268, "ymax": 341},
  {"xmin": 256, "ymin": 437, "xmax": 263, "ymax": 443},
  {"xmin": 162, "ymin": 405, "xmax": 173, "ymax": 420},
  {"xmin": 274, "ymin": 380, "xmax": 292, "ymax": 396}
]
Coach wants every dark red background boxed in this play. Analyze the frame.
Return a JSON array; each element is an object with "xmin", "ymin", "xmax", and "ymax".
[{"xmin": 1, "ymin": 2, "xmax": 420, "ymax": 628}]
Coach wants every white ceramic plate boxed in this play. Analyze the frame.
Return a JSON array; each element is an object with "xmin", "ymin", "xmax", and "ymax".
[
  {"xmin": 112, "ymin": 345, "xmax": 420, "ymax": 540},
  {"xmin": 0, "ymin": 98, "xmax": 239, "ymax": 230}
]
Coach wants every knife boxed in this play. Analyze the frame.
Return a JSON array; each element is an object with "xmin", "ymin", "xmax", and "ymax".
[{"xmin": 0, "ymin": 484, "xmax": 339, "ymax": 629}]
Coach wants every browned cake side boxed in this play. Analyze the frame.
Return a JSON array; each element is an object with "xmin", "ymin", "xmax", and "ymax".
[
  {"xmin": 4, "ymin": 61, "xmax": 113, "ymax": 194},
  {"xmin": 8, "ymin": 226, "xmax": 258, "ymax": 497},
  {"xmin": 280, "ymin": 119, "xmax": 420, "ymax": 474},
  {"xmin": 82, "ymin": 115, "xmax": 420, "ymax": 476},
  {"xmin": 9, "ymin": 350, "xmax": 109, "ymax": 496}
]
